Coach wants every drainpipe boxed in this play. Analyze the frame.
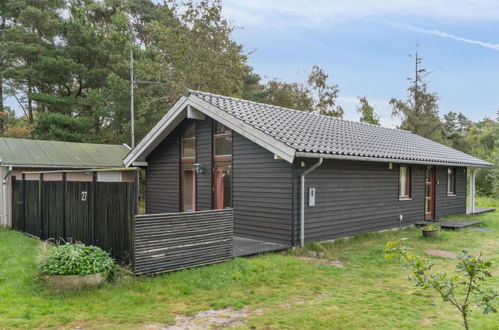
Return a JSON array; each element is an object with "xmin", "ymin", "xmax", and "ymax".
[
  {"xmin": 300, "ymin": 158, "xmax": 323, "ymax": 248},
  {"xmin": 2, "ymin": 166, "xmax": 13, "ymax": 226}
]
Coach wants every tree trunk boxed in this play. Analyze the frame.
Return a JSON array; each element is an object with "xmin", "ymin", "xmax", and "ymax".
[
  {"xmin": 462, "ymin": 312, "xmax": 469, "ymax": 330},
  {"xmin": 27, "ymin": 77, "xmax": 33, "ymax": 123}
]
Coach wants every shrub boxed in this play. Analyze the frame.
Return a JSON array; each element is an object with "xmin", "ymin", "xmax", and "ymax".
[
  {"xmin": 41, "ymin": 243, "xmax": 115, "ymax": 276},
  {"xmin": 421, "ymin": 225, "xmax": 440, "ymax": 231},
  {"xmin": 385, "ymin": 241, "xmax": 498, "ymax": 330}
]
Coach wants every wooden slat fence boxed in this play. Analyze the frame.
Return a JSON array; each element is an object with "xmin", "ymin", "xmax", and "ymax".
[
  {"xmin": 11, "ymin": 175, "xmax": 135, "ymax": 263},
  {"xmin": 133, "ymin": 209, "xmax": 233, "ymax": 275}
]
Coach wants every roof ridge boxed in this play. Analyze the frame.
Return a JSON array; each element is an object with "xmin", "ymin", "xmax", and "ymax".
[
  {"xmin": 0, "ymin": 137, "xmax": 126, "ymax": 148},
  {"xmin": 188, "ymin": 89, "xmax": 412, "ymax": 134}
]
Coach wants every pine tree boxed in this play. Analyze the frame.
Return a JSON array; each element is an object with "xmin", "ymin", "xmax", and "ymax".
[
  {"xmin": 390, "ymin": 49, "xmax": 442, "ymax": 141},
  {"xmin": 357, "ymin": 96, "xmax": 380, "ymax": 125}
]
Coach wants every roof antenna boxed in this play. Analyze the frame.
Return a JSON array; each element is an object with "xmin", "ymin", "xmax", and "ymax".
[{"xmin": 130, "ymin": 49, "xmax": 160, "ymax": 149}]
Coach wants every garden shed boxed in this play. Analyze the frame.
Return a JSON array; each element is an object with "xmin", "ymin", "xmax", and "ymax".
[{"xmin": 0, "ymin": 137, "xmax": 133, "ymax": 227}]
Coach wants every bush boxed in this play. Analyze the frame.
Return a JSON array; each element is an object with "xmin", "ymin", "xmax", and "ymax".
[
  {"xmin": 421, "ymin": 225, "xmax": 440, "ymax": 231},
  {"xmin": 41, "ymin": 243, "xmax": 115, "ymax": 276}
]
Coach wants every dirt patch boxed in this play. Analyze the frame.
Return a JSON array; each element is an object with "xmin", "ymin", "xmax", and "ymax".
[
  {"xmin": 425, "ymin": 249, "xmax": 457, "ymax": 259},
  {"xmin": 298, "ymin": 256, "xmax": 344, "ymax": 267},
  {"xmin": 144, "ymin": 307, "xmax": 253, "ymax": 329}
]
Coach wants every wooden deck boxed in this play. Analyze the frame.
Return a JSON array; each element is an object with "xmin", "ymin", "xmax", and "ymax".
[
  {"xmin": 466, "ymin": 207, "xmax": 495, "ymax": 215},
  {"xmin": 233, "ymin": 236, "xmax": 290, "ymax": 257},
  {"xmin": 415, "ymin": 220, "xmax": 481, "ymax": 229}
]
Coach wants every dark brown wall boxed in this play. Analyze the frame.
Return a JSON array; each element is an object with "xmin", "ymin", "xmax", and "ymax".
[
  {"xmin": 145, "ymin": 125, "xmax": 181, "ymax": 214},
  {"xmin": 292, "ymin": 160, "xmax": 468, "ymax": 243},
  {"xmin": 435, "ymin": 166, "xmax": 467, "ymax": 218},
  {"xmin": 293, "ymin": 160, "xmax": 425, "ymax": 242},
  {"xmin": 196, "ymin": 117, "xmax": 213, "ymax": 210},
  {"xmin": 232, "ymin": 133, "xmax": 294, "ymax": 245}
]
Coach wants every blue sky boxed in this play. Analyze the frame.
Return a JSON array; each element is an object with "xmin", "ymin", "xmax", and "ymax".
[{"xmin": 223, "ymin": 0, "xmax": 499, "ymax": 127}]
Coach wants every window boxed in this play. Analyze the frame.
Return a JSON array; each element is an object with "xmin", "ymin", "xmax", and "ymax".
[
  {"xmin": 181, "ymin": 123, "xmax": 196, "ymax": 212},
  {"xmin": 213, "ymin": 122, "xmax": 232, "ymax": 209},
  {"xmin": 181, "ymin": 123, "xmax": 196, "ymax": 159},
  {"xmin": 399, "ymin": 165, "xmax": 411, "ymax": 199},
  {"xmin": 447, "ymin": 167, "xmax": 456, "ymax": 195},
  {"xmin": 97, "ymin": 172, "xmax": 122, "ymax": 182},
  {"xmin": 213, "ymin": 122, "xmax": 232, "ymax": 156}
]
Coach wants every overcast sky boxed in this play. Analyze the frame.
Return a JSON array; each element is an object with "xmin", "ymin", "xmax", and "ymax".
[
  {"xmin": 223, "ymin": 0, "xmax": 499, "ymax": 127},
  {"xmin": 6, "ymin": 1, "xmax": 499, "ymax": 127}
]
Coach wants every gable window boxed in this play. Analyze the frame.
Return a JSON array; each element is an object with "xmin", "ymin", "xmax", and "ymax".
[
  {"xmin": 213, "ymin": 122, "xmax": 232, "ymax": 209},
  {"xmin": 447, "ymin": 168, "xmax": 456, "ymax": 195},
  {"xmin": 214, "ymin": 122, "xmax": 232, "ymax": 156},
  {"xmin": 181, "ymin": 123, "xmax": 196, "ymax": 159},
  {"xmin": 399, "ymin": 165, "xmax": 411, "ymax": 199},
  {"xmin": 181, "ymin": 123, "xmax": 196, "ymax": 212}
]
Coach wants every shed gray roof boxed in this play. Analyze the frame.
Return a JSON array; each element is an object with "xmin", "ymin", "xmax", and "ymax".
[
  {"xmin": 189, "ymin": 90, "xmax": 492, "ymax": 168},
  {"xmin": 0, "ymin": 137, "xmax": 130, "ymax": 168}
]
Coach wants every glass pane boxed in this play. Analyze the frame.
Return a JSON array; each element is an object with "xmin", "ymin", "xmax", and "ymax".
[
  {"xmin": 183, "ymin": 124, "xmax": 196, "ymax": 138},
  {"xmin": 182, "ymin": 140, "xmax": 195, "ymax": 158},
  {"xmin": 215, "ymin": 136, "xmax": 232, "ymax": 156},
  {"xmin": 425, "ymin": 199, "xmax": 430, "ymax": 213},
  {"xmin": 215, "ymin": 122, "xmax": 231, "ymax": 135},
  {"xmin": 182, "ymin": 169, "xmax": 194, "ymax": 212},
  {"xmin": 214, "ymin": 165, "xmax": 232, "ymax": 209},
  {"xmin": 426, "ymin": 184, "xmax": 431, "ymax": 198},
  {"xmin": 399, "ymin": 167, "xmax": 407, "ymax": 196}
]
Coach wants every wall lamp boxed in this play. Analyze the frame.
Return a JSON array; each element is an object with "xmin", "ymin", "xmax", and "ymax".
[{"xmin": 193, "ymin": 163, "xmax": 205, "ymax": 174}]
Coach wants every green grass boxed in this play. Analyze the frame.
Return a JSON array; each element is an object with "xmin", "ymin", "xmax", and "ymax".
[{"xmin": 1, "ymin": 208, "xmax": 498, "ymax": 329}]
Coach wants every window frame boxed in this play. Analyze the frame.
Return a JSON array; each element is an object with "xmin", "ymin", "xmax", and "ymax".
[
  {"xmin": 212, "ymin": 121, "xmax": 233, "ymax": 209},
  {"xmin": 399, "ymin": 165, "xmax": 412, "ymax": 200},
  {"xmin": 213, "ymin": 122, "xmax": 232, "ymax": 158},
  {"xmin": 447, "ymin": 167, "xmax": 456, "ymax": 196},
  {"xmin": 181, "ymin": 122, "xmax": 196, "ymax": 160}
]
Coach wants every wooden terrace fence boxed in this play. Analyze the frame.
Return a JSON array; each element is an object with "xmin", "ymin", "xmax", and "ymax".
[
  {"xmin": 133, "ymin": 209, "xmax": 233, "ymax": 275},
  {"xmin": 11, "ymin": 173, "xmax": 136, "ymax": 263}
]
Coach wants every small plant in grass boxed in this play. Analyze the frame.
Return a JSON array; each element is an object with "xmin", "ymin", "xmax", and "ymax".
[
  {"xmin": 385, "ymin": 241, "xmax": 498, "ymax": 330},
  {"xmin": 41, "ymin": 243, "xmax": 115, "ymax": 276},
  {"xmin": 421, "ymin": 225, "xmax": 441, "ymax": 238},
  {"xmin": 421, "ymin": 225, "xmax": 440, "ymax": 231}
]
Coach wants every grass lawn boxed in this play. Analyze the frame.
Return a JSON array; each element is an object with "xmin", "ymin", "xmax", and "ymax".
[{"xmin": 0, "ymin": 203, "xmax": 498, "ymax": 329}]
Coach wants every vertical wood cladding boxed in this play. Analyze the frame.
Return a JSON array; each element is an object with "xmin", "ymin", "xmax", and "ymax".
[
  {"xmin": 232, "ymin": 132, "xmax": 293, "ymax": 245},
  {"xmin": 196, "ymin": 118, "xmax": 213, "ymax": 210},
  {"xmin": 435, "ymin": 166, "xmax": 467, "ymax": 218},
  {"xmin": 293, "ymin": 160, "xmax": 426, "ymax": 242},
  {"xmin": 145, "ymin": 125, "xmax": 181, "ymax": 214}
]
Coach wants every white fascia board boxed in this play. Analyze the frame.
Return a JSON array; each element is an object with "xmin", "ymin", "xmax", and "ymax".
[
  {"xmin": 123, "ymin": 96, "xmax": 188, "ymax": 167},
  {"xmin": 124, "ymin": 95, "xmax": 296, "ymax": 167},
  {"xmin": 189, "ymin": 95, "xmax": 295, "ymax": 163}
]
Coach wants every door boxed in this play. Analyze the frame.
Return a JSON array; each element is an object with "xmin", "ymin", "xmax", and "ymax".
[
  {"xmin": 181, "ymin": 166, "xmax": 196, "ymax": 212},
  {"xmin": 213, "ymin": 163, "xmax": 232, "ymax": 209},
  {"xmin": 425, "ymin": 167, "xmax": 436, "ymax": 220}
]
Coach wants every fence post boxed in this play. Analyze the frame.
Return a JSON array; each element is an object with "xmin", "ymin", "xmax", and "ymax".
[
  {"xmin": 62, "ymin": 172, "xmax": 66, "ymax": 241},
  {"xmin": 21, "ymin": 173, "xmax": 25, "ymax": 232},
  {"xmin": 39, "ymin": 173, "xmax": 44, "ymax": 239},
  {"xmin": 91, "ymin": 172, "xmax": 97, "ymax": 245}
]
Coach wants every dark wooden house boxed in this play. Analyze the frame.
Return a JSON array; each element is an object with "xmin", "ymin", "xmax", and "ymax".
[{"xmin": 125, "ymin": 90, "xmax": 492, "ymax": 248}]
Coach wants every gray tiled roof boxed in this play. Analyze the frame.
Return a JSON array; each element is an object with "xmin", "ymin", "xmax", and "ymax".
[{"xmin": 189, "ymin": 90, "xmax": 492, "ymax": 168}]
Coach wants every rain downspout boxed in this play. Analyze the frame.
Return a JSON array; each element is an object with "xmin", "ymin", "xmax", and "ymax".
[
  {"xmin": 300, "ymin": 158, "xmax": 323, "ymax": 248},
  {"xmin": 2, "ymin": 165, "xmax": 13, "ymax": 226}
]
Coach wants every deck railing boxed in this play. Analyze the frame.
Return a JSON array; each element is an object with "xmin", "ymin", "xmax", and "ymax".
[{"xmin": 133, "ymin": 209, "xmax": 233, "ymax": 275}]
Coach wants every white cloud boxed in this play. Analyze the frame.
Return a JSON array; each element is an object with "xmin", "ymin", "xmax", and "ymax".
[
  {"xmin": 403, "ymin": 24, "xmax": 499, "ymax": 51},
  {"xmin": 223, "ymin": 0, "xmax": 499, "ymax": 29}
]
